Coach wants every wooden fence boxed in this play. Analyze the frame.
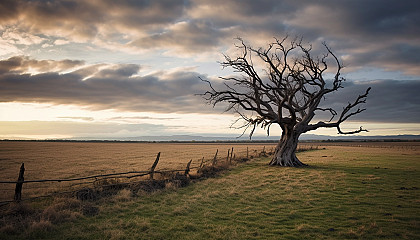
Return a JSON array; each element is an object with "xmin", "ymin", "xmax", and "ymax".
[{"xmin": 0, "ymin": 146, "xmax": 270, "ymax": 206}]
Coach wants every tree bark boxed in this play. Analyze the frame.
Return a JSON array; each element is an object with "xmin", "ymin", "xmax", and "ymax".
[{"xmin": 269, "ymin": 129, "xmax": 306, "ymax": 167}]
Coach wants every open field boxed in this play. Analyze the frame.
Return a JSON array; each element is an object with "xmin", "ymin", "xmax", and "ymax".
[
  {"xmin": 0, "ymin": 141, "xmax": 276, "ymax": 202},
  {"xmin": 1, "ymin": 142, "xmax": 419, "ymax": 239}
]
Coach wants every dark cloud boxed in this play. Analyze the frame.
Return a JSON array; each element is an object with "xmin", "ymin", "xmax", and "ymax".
[
  {"xmin": 331, "ymin": 1, "xmax": 419, "ymax": 39},
  {"xmin": 0, "ymin": 57, "xmax": 215, "ymax": 113},
  {"xmin": 95, "ymin": 64, "xmax": 140, "ymax": 79},
  {"xmin": 0, "ymin": 0, "xmax": 19, "ymax": 22},
  {"xmin": 129, "ymin": 20, "xmax": 225, "ymax": 54},
  {"xmin": 286, "ymin": 1, "xmax": 420, "ymax": 39},
  {"xmin": 282, "ymin": 1, "xmax": 420, "ymax": 75},
  {"xmin": 189, "ymin": 0, "xmax": 420, "ymax": 74},
  {"xmin": 0, "ymin": 0, "xmax": 185, "ymax": 40},
  {"xmin": 344, "ymin": 43, "xmax": 420, "ymax": 75},
  {"xmin": 0, "ymin": 56, "xmax": 84, "ymax": 74},
  {"xmin": 1, "ymin": 0, "xmax": 419, "ymax": 74},
  {"xmin": 317, "ymin": 79, "xmax": 420, "ymax": 123},
  {"xmin": 102, "ymin": 0, "xmax": 186, "ymax": 27},
  {"xmin": 187, "ymin": 0, "xmax": 295, "ymax": 27}
]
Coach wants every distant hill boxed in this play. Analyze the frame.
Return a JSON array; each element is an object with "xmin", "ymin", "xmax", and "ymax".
[
  {"xmin": 65, "ymin": 134, "xmax": 420, "ymax": 142},
  {"xmin": 4, "ymin": 133, "xmax": 419, "ymax": 142}
]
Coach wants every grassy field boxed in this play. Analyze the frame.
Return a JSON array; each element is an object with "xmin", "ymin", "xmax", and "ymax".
[{"xmin": 1, "ymin": 143, "xmax": 419, "ymax": 239}]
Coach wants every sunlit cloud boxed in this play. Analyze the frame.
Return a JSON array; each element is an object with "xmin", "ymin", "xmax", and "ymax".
[
  {"xmin": 57, "ymin": 116, "xmax": 95, "ymax": 122},
  {"xmin": 0, "ymin": 57, "xmax": 217, "ymax": 113}
]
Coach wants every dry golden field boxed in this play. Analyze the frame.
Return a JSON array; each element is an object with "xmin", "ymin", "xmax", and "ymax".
[
  {"xmin": 1, "ymin": 141, "xmax": 419, "ymax": 203},
  {"xmin": 0, "ymin": 141, "xmax": 276, "ymax": 202}
]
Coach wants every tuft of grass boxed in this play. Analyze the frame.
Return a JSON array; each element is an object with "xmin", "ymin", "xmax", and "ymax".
[
  {"xmin": 0, "ymin": 197, "xmax": 97, "ymax": 237},
  {"xmin": 112, "ymin": 189, "xmax": 133, "ymax": 202},
  {"xmin": 4, "ymin": 202, "xmax": 35, "ymax": 217},
  {"xmin": 28, "ymin": 219, "xmax": 52, "ymax": 233},
  {"xmin": 1, "ymin": 144, "xmax": 419, "ymax": 239}
]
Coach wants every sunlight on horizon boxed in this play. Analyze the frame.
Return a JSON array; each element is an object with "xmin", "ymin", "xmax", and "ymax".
[{"xmin": 1, "ymin": 102, "xmax": 419, "ymax": 140}]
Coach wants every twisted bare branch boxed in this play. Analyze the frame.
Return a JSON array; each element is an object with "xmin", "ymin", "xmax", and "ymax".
[{"xmin": 200, "ymin": 37, "xmax": 370, "ymax": 138}]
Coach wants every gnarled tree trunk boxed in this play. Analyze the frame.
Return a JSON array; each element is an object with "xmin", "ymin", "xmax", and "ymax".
[{"xmin": 269, "ymin": 129, "xmax": 306, "ymax": 167}]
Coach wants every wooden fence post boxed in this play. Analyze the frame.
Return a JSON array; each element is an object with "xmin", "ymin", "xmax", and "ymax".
[
  {"xmin": 212, "ymin": 149, "xmax": 218, "ymax": 167},
  {"xmin": 199, "ymin": 157, "xmax": 204, "ymax": 169},
  {"xmin": 230, "ymin": 147, "xmax": 234, "ymax": 163},
  {"xmin": 184, "ymin": 159, "xmax": 192, "ymax": 176},
  {"xmin": 150, "ymin": 152, "xmax": 161, "ymax": 180},
  {"xmin": 14, "ymin": 163, "xmax": 25, "ymax": 202},
  {"xmin": 247, "ymin": 147, "xmax": 249, "ymax": 159},
  {"xmin": 226, "ymin": 149, "xmax": 230, "ymax": 162},
  {"xmin": 261, "ymin": 146, "xmax": 266, "ymax": 156}
]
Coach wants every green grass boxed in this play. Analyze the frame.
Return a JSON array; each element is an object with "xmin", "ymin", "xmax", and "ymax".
[{"xmin": 2, "ymin": 146, "xmax": 419, "ymax": 239}]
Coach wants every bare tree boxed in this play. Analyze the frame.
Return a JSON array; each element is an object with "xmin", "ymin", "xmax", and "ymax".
[{"xmin": 202, "ymin": 37, "xmax": 370, "ymax": 167}]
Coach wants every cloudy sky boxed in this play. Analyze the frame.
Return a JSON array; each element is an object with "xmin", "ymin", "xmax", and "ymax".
[{"xmin": 0, "ymin": 0, "xmax": 419, "ymax": 140}]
